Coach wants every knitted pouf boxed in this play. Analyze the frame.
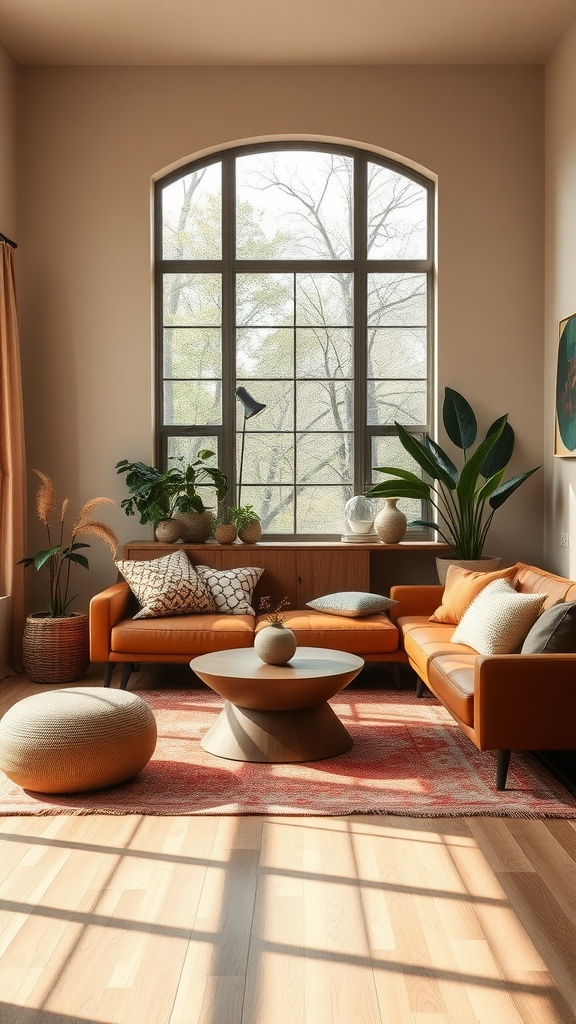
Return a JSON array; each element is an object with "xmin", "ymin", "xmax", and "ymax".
[{"xmin": 0, "ymin": 687, "xmax": 157, "ymax": 794}]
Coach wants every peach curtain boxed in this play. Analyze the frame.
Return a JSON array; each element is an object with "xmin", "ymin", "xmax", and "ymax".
[{"xmin": 0, "ymin": 241, "xmax": 26, "ymax": 674}]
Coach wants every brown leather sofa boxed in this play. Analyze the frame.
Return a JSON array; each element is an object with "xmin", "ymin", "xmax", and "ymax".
[
  {"xmin": 390, "ymin": 563, "xmax": 576, "ymax": 790},
  {"xmin": 89, "ymin": 575, "xmax": 402, "ymax": 691}
]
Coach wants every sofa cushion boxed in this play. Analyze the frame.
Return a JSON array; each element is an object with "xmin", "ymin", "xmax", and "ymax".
[
  {"xmin": 257, "ymin": 610, "xmax": 399, "ymax": 655},
  {"xmin": 398, "ymin": 617, "xmax": 476, "ymax": 679},
  {"xmin": 306, "ymin": 591, "xmax": 397, "ymax": 617},
  {"xmin": 521, "ymin": 601, "xmax": 576, "ymax": 654},
  {"xmin": 513, "ymin": 563, "xmax": 574, "ymax": 609},
  {"xmin": 451, "ymin": 579, "xmax": 545, "ymax": 655},
  {"xmin": 429, "ymin": 563, "xmax": 518, "ymax": 625},
  {"xmin": 427, "ymin": 653, "xmax": 477, "ymax": 727},
  {"xmin": 195, "ymin": 565, "xmax": 264, "ymax": 615},
  {"xmin": 115, "ymin": 550, "xmax": 217, "ymax": 619},
  {"xmin": 111, "ymin": 613, "xmax": 255, "ymax": 656}
]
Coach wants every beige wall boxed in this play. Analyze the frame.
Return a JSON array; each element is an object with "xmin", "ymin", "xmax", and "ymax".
[
  {"xmin": 0, "ymin": 39, "xmax": 17, "ymax": 241},
  {"xmin": 18, "ymin": 65, "xmax": 545, "ymax": 610},
  {"xmin": 545, "ymin": 21, "xmax": 576, "ymax": 577}
]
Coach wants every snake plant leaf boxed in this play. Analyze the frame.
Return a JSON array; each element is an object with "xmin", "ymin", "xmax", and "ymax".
[
  {"xmin": 457, "ymin": 418, "xmax": 506, "ymax": 499},
  {"xmin": 443, "ymin": 387, "xmax": 477, "ymax": 450},
  {"xmin": 423, "ymin": 436, "xmax": 458, "ymax": 486},
  {"xmin": 396, "ymin": 423, "xmax": 456, "ymax": 489},
  {"xmin": 409, "ymin": 519, "xmax": 455, "ymax": 545},
  {"xmin": 366, "ymin": 480, "xmax": 431, "ymax": 500},
  {"xmin": 488, "ymin": 467, "xmax": 540, "ymax": 510},
  {"xmin": 475, "ymin": 469, "xmax": 505, "ymax": 502},
  {"xmin": 480, "ymin": 420, "xmax": 515, "ymax": 478}
]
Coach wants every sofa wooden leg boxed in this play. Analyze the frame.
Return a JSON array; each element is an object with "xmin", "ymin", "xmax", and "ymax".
[
  {"xmin": 104, "ymin": 663, "xmax": 115, "ymax": 688},
  {"xmin": 496, "ymin": 749, "xmax": 512, "ymax": 790},
  {"xmin": 120, "ymin": 663, "xmax": 134, "ymax": 690},
  {"xmin": 415, "ymin": 677, "xmax": 425, "ymax": 698}
]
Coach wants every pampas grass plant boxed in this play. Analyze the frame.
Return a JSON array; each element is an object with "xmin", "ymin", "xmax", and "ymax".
[{"xmin": 19, "ymin": 470, "xmax": 119, "ymax": 616}]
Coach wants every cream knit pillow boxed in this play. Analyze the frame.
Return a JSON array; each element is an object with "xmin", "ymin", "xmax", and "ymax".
[{"xmin": 451, "ymin": 579, "xmax": 545, "ymax": 655}]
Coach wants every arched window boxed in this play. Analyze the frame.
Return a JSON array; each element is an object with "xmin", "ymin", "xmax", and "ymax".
[{"xmin": 155, "ymin": 142, "xmax": 434, "ymax": 537}]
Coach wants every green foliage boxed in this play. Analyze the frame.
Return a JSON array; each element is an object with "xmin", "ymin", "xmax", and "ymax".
[
  {"xmin": 228, "ymin": 505, "xmax": 261, "ymax": 530},
  {"xmin": 366, "ymin": 388, "xmax": 540, "ymax": 559},
  {"xmin": 18, "ymin": 470, "xmax": 118, "ymax": 617},
  {"xmin": 116, "ymin": 452, "xmax": 228, "ymax": 526}
]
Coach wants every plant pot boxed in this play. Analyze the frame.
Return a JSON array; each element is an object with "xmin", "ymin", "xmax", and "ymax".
[
  {"xmin": 374, "ymin": 498, "xmax": 407, "ymax": 544},
  {"xmin": 214, "ymin": 524, "xmax": 237, "ymax": 545},
  {"xmin": 154, "ymin": 518, "xmax": 181, "ymax": 543},
  {"xmin": 436, "ymin": 555, "xmax": 502, "ymax": 586},
  {"xmin": 238, "ymin": 521, "xmax": 262, "ymax": 544},
  {"xmin": 254, "ymin": 623, "xmax": 297, "ymax": 665},
  {"xmin": 174, "ymin": 510, "xmax": 214, "ymax": 543},
  {"xmin": 22, "ymin": 612, "xmax": 90, "ymax": 684}
]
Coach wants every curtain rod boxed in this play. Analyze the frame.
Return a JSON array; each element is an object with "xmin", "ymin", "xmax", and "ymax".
[{"xmin": 0, "ymin": 232, "xmax": 17, "ymax": 249}]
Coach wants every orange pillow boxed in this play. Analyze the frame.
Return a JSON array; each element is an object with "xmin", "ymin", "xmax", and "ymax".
[{"xmin": 429, "ymin": 563, "xmax": 519, "ymax": 625}]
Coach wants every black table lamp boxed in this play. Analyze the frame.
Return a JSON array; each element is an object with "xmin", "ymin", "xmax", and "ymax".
[{"xmin": 235, "ymin": 387, "xmax": 266, "ymax": 505}]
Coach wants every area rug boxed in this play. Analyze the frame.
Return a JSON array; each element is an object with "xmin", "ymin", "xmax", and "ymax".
[{"xmin": 1, "ymin": 688, "xmax": 576, "ymax": 817}]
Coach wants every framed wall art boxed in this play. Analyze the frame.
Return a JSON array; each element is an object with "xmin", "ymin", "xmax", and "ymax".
[{"xmin": 555, "ymin": 311, "xmax": 576, "ymax": 456}]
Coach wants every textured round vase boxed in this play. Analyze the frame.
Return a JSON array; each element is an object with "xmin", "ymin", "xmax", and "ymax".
[
  {"xmin": 254, "ymin": 624, "xmax": 297, "ymax": 665},
  {"xmin": 436, "ymin": 555, "xmax": 502, "ymax": 586},
  {"xmin": 374, "ymin": 499, "xmax": 407, "ymax": 544},
  {"xmin": 22, "ymin": 612, "xmax": 90, "ymax": 684},
  {"xmin": 238, "ymin": 520, "xmax": 262, "ymax": 544},
  {"xmin": 214, "ymin": 524, "xmax": 237, "ymax": 545},
  {"xmin": 154, "ymin": 518, "xmax": 181, "ymax": 543},
  {"xmin": 174, "ymin": 510, "xmax": 214, "ymax": 543}
]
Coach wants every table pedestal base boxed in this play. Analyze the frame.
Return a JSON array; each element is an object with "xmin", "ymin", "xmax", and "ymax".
[{"xmin": 201, "ymin": 700, "xmax": 353, "ymax": 763}]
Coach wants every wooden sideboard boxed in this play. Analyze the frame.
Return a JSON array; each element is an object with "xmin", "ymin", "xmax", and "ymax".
[{"xmin": 123, "ymin": 540, "xmax": 449, "ymax": 608}]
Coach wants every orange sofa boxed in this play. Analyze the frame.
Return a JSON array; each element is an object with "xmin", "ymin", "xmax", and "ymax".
[
  {"xmin": 390, "ymin": 562, "xmax": 576, "ymax": 790},
  {"xmin": 89, "ymin": 581, "xmax": 402, "ymax": 691}
]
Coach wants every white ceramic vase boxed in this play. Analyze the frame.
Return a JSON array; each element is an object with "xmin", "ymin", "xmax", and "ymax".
[
  {"xmin": 374, "ymin": 498, "xmax": 407, "ymax": 544},
  {"xmin": 254, "ymin": 623, "xmax": 297, "ymax": 665}
]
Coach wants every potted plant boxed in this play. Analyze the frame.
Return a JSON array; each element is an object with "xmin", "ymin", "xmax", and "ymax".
[
  {"xmin": 254, "ymin": 596, "xmax": 296, "ymax": 665},
  {"xmin": 212, "ymin": 508, "xmax": 238, "ymax": 545},
  {"xmin": 115, "ymin": 451, "xmax": 228, "ymax": 543},
  {"xmin": 229, "ymin": 504, "xmax": 262, "ymax": 544},
  {"xmin": 365, "ymin": 387, "xmax": 540, "ymax": 582},
  {"xmin": 19, "ymin": 470, "xmax": 119, "ymax": 683}
]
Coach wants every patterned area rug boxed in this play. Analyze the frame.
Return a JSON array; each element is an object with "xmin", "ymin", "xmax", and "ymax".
[{"xmin": 1, "ymin": 688, "xmax": 576, "ymax": 817}]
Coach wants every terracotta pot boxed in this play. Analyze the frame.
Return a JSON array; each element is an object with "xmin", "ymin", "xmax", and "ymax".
[
  {"xmin": 154, "ymin": 518, "xmax": 181, "ymax": 543},
  {"xmin": 254, "ymin": 623, "xmax": 297, "ymax": 665},
  {"xmin": 238, "ymin": 520, "xmax": 262, "ymax": 544},
  {"xmin": 214, "ymin": 524, "xmax": 237, "ymax": 545},
  {"xmin": 22, "ymin": 612, "xmax": 90, "ymax": 684}
]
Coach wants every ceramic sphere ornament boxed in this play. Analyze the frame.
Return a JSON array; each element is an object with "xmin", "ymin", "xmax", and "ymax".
[
  {"xmin": 344, "ymin": 495, "xmax": 379, "ymax": 536},
  {"xmin": 254, "ymin": 623, "xmax": 297, "ymax": 665}
]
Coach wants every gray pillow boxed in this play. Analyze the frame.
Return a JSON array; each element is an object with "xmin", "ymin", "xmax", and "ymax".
[
  {"xmin": 521, "ymin": 601, "xmax": 576, "ymax": 653},
  {"xmin": 306, "ymin": 591, "xmax": 398, "ymax": 618}
]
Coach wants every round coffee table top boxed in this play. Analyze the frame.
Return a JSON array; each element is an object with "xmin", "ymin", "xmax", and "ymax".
[{"xmin": 190, "ymin": 646, "xmax": 364, "ymax": 711}]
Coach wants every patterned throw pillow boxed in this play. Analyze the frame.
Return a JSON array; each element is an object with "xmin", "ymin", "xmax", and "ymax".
[
  {"xmin": 116, "ymin": 550, "xmax": 216, "ymax": 619},
  {"xmin": 306, "ymin": 591, "xmax": 398, "ymax": 618},
  {"xmin": 195, "ymin": 565, "xmax": 264, "ymax": 616},
  {"xmin": 451, "ymin": 579, "xmax": 545, "ymax": 655}
]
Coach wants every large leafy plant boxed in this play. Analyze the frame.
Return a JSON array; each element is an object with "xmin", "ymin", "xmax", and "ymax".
[
  {"xmin": 19, "ymin": 470, "xmax": 119, "ymax": 617},
  {"xmin": 366, "ymin": 387, "xmax": 539, "ymax": 559},
  {"xmin": 116, "ymin": 451, "xmax": 228, "ymax": 525}
]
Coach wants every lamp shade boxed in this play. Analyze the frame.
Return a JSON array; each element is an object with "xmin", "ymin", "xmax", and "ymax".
[{"xmin": 235, "ymin": 387, "xmax": 266, "ymax": 420}]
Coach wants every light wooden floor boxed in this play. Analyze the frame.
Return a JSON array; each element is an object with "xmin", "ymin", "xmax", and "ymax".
[{"xmin": 1, "ymin": 668, "xmax": 576, "ymax": 1024}]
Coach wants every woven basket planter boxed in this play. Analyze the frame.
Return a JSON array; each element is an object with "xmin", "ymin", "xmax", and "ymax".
[
  {"xmin": 174, "ymin": 510, "xmax": 215, "ymax": 543},
  {"xmin": 22, "ymin": 612, "xmax": 90, "ymax": 684}
]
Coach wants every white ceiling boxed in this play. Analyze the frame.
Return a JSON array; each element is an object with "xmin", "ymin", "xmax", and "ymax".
[{"xmin": 0, "ymin": 0, "xmax": 574, "ymax": 65}]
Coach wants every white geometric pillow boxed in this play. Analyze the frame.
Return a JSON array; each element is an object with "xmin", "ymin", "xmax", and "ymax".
[
  {"xmin": 195, "ymin": 564, "xmax": 264, "ymax": 616},
  {"xmin": 115, "ymin": 550, "xmax": 216, "ymax": 619},
  {"xmin": 451, "ymin": 578, "xmax": 545, "ymax": 655}
]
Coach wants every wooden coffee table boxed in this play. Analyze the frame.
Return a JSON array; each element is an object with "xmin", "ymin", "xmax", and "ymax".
[{"xmin": 190, "ymin": 647, "xmax": 364, "ymax": 763}]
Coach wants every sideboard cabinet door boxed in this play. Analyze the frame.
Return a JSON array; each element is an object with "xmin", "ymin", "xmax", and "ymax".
[{"xmin": 295, "ymin": 549, "xmax": 369, "ymax": 605}]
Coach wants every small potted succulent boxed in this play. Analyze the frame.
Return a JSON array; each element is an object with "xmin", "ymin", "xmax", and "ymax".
[
  {"xmin": 212, "ymin": 508, "xmax": 238, "ymax": 545},
  {"xmin": 19, "ymin": 470, "xmax": 119, "ymax": 683},
  {"xmin": 229, "ymin": 504, "xmax": 262, "ymax": 544}
]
